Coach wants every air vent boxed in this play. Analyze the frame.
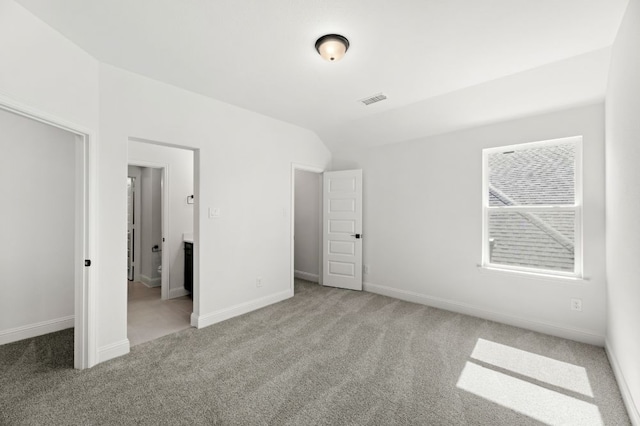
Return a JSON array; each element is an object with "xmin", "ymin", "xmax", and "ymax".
[{"xmin": 359, "ymin": 93, "xmax": 387, "ymax": 106}]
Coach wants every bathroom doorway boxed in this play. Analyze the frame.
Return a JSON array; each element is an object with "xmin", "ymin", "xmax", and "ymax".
[{"xmin": 126, "ymin": 140, "xmax": 196, "ymax": 346}]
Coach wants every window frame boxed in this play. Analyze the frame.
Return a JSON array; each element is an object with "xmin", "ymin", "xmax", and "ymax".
[{"xmin": 481, "ymin": 136, "xmax": 583, "ymax": 279}]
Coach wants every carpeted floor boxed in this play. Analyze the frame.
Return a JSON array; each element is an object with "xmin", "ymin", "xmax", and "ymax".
[{"xmin": 0, "ymin": 280, "xmax": 630, "ymax": 425}]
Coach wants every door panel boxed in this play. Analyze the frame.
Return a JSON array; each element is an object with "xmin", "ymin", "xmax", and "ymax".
[
  {"xmin": 329, "ymin": 241, "xmax": 355, "ymax": 255},
  {"xmin": 329, "ymin": 220, "xmax": 355, "ymax": 234},
  {"xmin": 323, "ymin": 170, "xmax": 362, "ymax": 290}
]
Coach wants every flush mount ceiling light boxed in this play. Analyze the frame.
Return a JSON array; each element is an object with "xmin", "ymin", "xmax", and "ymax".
[{"xmin": 315, "ymin": 34, "xmax": 349, "ymax": 62}]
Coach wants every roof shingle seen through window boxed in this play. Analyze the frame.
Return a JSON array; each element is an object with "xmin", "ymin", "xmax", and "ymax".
[
  {"xmin": 489, "ymin": 144, "xmax": 575, "ymax": 206},
  {"xmin": 487, "ymin": 143, "xmax": 576, "ymax": 272}
]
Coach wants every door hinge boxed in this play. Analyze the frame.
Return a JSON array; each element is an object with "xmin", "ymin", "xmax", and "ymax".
[{"xmin": 85, "ymin": 259, "xmax": 92, "ymax": 267}]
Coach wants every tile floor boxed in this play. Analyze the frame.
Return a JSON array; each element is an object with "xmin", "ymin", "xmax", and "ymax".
[{"xmin": 127, "ymin": 281, "xmax": 193, "ymax": 346}]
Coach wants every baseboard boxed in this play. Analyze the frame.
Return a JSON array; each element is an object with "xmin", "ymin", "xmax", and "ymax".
[
  {"xmin": 169, "ymin": 287, "xmax": 190, "ymax": 299},
  {"xmin": 606, "ymin": 339, "xmax": 640, "ymax": 425},
  {"xmin": 363, "ymin": 281, "xmax": 605, "ymax": 346},
  {"xmin": 96, "ymin": 339, "xmax": 130, "ymax": 364},
  {"xmin": 294, "ymin": 270, "xmax": 319, "ymax": 283},
  {"xmin": 192, "ymin": 289, "xmax": 293, "ymax": 329},
  {"xmin": 0, "ymin": 315, "xmax": 74, "ymax": 345},
  {"xmin": 140, "ymin": 274, "xmax": 161, "ymax": 288}
]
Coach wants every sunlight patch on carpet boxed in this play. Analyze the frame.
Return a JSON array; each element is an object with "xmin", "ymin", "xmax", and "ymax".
[
  {"xmin": 470, "ymin": 338, "xmax": 594, "ymax": 397},
  {"xmin": 457, "ymin": 361, "xmax": 603, "ymax": 426}
]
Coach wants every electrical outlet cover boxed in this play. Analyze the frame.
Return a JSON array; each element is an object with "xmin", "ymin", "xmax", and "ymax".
[{"xmin": 571, "ymin": 298, "xmax": 582, "ymax": 312}]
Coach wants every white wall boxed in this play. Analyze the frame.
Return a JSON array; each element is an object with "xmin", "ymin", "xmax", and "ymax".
[
  {"xmin": 0, "ymin": 0, "xmax": 99, "ymax": 130},
  {"xmin": 332, "ymin": 103, "xmax": 606, "ymax": 345},
  {"xmin": 0, "ymin": 108, "xmax": 76, "ymax": 342},
  {"xmin": 98, "ymin": 63, "xmax": 331, "ymax": 360},
  {"xmin": 294, "ymin": 170, "xmax": 321, "ymax": 282},
  {"xmin": 605, "ymin": 0, "xmax": 640, "ymax": 422},
  {"xmin": 150, "ymin": 168, "xmax": 162, "ymax": 280},
  {"xmin": 139, "ymin": 167, "xmax": 162, "ymax": 285},
  {"xmin": 129, "ymin": 143, "xmax": 194, "ymax": 296},
  {"xmin": 0, "ymin": 0, "xmax": 331, "ymax": 366}
]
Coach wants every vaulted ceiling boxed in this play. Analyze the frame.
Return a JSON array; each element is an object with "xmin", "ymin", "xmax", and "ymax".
[{"xmin": 16, "ymin": 0, "xmax": 628, "ymax": 151}]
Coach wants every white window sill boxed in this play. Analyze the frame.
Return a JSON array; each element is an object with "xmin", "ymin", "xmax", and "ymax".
[{"xmin": 477, "ymin": 264, "xmax": 588, "ymax": 284}]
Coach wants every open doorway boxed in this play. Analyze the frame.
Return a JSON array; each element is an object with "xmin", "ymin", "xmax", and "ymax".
[
  {"xmin": 126, "ymin": 140, "xmax": 196, "ymax": 346},
  {"xmin": 0, "ymin": 104, "xmax": 92, "ymax": 369},
  {"xmin": 291, "ymin": 165, "xmax": 323, "ymax": 294},
  {"xmin": 291, "ymin": 166, "xmax": 364, "ymax": 294}
]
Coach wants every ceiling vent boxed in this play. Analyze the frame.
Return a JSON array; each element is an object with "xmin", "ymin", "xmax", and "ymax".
[{"xmin": 359, "ymin": 93, "xmax": 387, "ymax": 106}]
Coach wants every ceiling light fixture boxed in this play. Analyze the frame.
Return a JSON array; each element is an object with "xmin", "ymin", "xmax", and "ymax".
[{"xmin": 315, "ymin": 34, "xmax": 349, "ymax": 62}]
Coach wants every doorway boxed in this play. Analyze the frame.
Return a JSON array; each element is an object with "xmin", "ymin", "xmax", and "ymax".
[
  {"xmin": 291, "ymin": 165, "xmax": 323, "ymax": 294},
  {"xmin": 0, "ymin": 104, "xmax": 92, "ymax": 369},
  {"xmin": 291, "ymin": 165, "xmax": 364, "ymax": 294},
  {"xmin": 127, "ymin": 140, "xmax": 196, "ymax": 346}
]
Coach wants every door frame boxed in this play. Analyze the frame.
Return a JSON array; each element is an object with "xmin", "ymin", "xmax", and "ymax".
[
  {"xmin": 127, "ymin": 161, "xmax": 170, "ymax": 300},
  {"xmin": 127, "ymin": 167, "xmax": 142, "ymax": 282},
  {"xmin": 0, "ymin": 95, "xmax": 97, "ymax": 369},
  {"xmin": 290, "ymin": 163, "xmax": 325, "ymax": 293}
]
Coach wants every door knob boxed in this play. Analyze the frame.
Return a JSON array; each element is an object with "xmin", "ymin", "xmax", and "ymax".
[{"xmin": 351, "ymin": 233, "xmax": 362, "ymax": 239}]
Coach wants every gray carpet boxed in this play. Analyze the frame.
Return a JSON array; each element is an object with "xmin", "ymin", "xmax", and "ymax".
[{"xmin": 0, "ymin": 280, "xmax": 630, "ymax": 425}]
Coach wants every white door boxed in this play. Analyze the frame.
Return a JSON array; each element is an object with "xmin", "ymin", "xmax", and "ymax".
[{"xmin": 323, "ymin": 170, "xmax": 363, "ymax": 290}]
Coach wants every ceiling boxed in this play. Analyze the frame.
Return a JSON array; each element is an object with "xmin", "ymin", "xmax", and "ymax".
[{"xmin": 16, "ymin": 0, "xmax": 628, "ymax": 151}]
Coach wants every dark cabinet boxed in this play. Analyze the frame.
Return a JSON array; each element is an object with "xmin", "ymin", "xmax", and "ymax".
[{"xmin": 184, "ymin": 242, "xmax": 193, "ymax": 296}]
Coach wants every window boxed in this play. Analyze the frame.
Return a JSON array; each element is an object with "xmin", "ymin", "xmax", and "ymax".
[{"xmin": 482, "ymin": 136, "xmax": 582, "ymax": 278}]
